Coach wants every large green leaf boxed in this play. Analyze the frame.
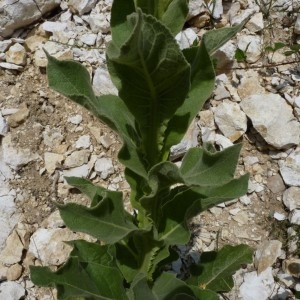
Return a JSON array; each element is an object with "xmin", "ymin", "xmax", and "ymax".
[
  {"xmin": 56, "ymin": 180, "xmax": 139, "ymax": 244},
  {"xmin": 127, "ymin": 273, "xmax": 156, "ymax": 300},
  {"xmin": 153, "ymin": 272, "xmax": 197, "ymax": 299},
  {"xmin": 161, "ymin": 0, "xmax": 188, "ymax": 36},
  {"xmin": 111, "ymin": 0, "xmax": 136, "ymax": 48},
  {"xmin": 180, "ymin": 143, "xmax": 243, "ymax": 186},
  {"xmin": 95, "ymin": 95, "xmax": 148, "ymax": 179},
  {"xmin": 107, "ymin": 9, "xmax": 190, "ymax": 166},
  {"xmin": 161, "ymin": 39, "xmax": 215, "ymax": 159},
  {"xmin": 188, "ymin": 245, "xmax": 253, "ymax": 292},
  {"xmin": 159, "ymin": 173, "xmax": 249, "ymax": 245},
  {"xmin": 46, "ymin": 53, "xmax": 149, "ymax": 178},
  {"xmin": 116, "ymin": 231, "xmax": 169, "ymax": 283},
  {"xmin": 30, "ymin": 241, "xmax": 128, "ymax": 300}
]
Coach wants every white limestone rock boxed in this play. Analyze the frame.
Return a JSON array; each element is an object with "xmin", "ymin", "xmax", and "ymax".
[
  {"xmin": 95, "ymin": 157, "xmax": 114, "ymax": 179},
  {"xmin": 29, "ymin": 228, "xmax": 77, "ymax": 265},
  {"xmin": 0, "ymin": 188, "xmax": 18, "ymax": 252},
  {"xmin": 75, "ymin": 135, "xmax": 91, "ymax": 149},
  {"xmin": 246, "ymin": 12, "xmax": 264, "ymax": 33},
  {"xmin": 68, "ymin": 0, "xmax": 98, "ymax": 15},
  {"xmin": 0, "ymin": 40, "xmax": 12, "ymax": 53},
  {"xmin": 0, "ymin": 114, "xmax": 8, "ymax": 136},
  {"xmin": 88, "ymin": 13, "xmax": 110, "ymax": 33},
  {"xmin": 0, "ymin": 62, "xmax": 23, "ymax": 70},
  {"xmin": 0, "ymin": 281, "xmax": 25, "ymax": 300},
  {"xmin": 93, "ymin": 67, "xmax": 118, "ymax": 96},
  {"xmin": 2, "ymin": 135, "xmax": 39, "ymax": 171},
  {"xmin": 41, "ymin": 21, "xmax": 67, "ymax": 33},
  {"xmin": 254, "ymin": 240, "xmax": 282, "ymax": 274},
  {"xmin": 68, "ymin": 114, "xmax": 82, "ymax": 125},
  {"xmin": 283, "ymin": 187, "xmax": 300, "ymax": 211},
  {"xmin": 240, "ymin": 267, "xmax": 286, "ymax": 300},
  {"xmin": 64, "ymin": 150, "xmax": 90, "ymax": 168},
  {"xmin": 237, "ymin": 35, "xmax": 262, "ymax": 63},
  {"xmin": 214, "ymin": 100, "xmax": 247, "ymax": 142},
  {"xmin": 63, "ymin": 164, "xmax": 90, "ymax": 178},
  {"xmin": 0, "ymin": 0, "xmax": 61, "ymax": 37},
  {"xmin": 241, "ymin": 94, "xmax": 300, "ymax": 149},
  {"xmin": 188, "ymin": 0, "xmax": 205, "ymax": 19},
  {"xmin": 289, "ymin": 209, "xmax": 300, "ymax": 225},
  {"xmin": 44, "ymin": 152, "xmax": 64, "ymax": 174},
  {"xmin": 175, "ymin": 28, "xmax": 198, "ymax": 50},
  {"xmin": 80, "ymin": 33, "xmax": 97, "ymax": 46},
  {"xmin": 280, "ymin": 147, "xmax": 300, "ymax": 186}
]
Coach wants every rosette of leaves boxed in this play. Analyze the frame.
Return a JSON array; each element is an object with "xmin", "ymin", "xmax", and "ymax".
[{"xmin": 30, "ymin": 0, "xmax": 253, "ymax": 299}]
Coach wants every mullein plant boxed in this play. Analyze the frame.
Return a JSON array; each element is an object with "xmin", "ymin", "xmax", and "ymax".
[{"xmin": 30, "ymin": 0, "xmax": 253, "ymax": 299}]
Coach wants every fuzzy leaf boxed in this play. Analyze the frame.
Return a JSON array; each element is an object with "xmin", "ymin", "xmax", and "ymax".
[
  {"xmin": 30, "ymin": 241, "xmax": 127, "ymax": 300},
  {"xmin": 107, "ymin": 9, "xmax": 190, "ymax": 166},
  {"xmin": 153, "ymin": 272, "xmax": 197, "ymax": 299},
  {"xmin": 57, "ymin": 179, "xmax": 139, "ymax": 244},
  {"xmin": 180, "ymin": 143, "xmax": 243, "ymax": 186},
  {"xmin": 161, "ymin": 39, "xmax": 215, "ymax": 159},
  {"xmin": 188, "ymin": 245, "xmax": 253, "ymax": 292},
  {"xmin": 161, "ymin": 0, "xmax": 188, "ymax": 35}
]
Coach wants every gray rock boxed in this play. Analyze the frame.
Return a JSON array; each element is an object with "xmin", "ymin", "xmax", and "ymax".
[
  {"xmin": 0, "ymin": 40, "xmax": 12, "ymax": 52},
  {"xmin": 214, "ymin": 100, "xmax": 247, "ymax": 142},
  {"xmin": 280, "ymin": 147, "xmax": 300, "ymax": 186},
  {"xmin": 267, "ymin": 174, "xmax": 286, "ymax": 193},
  {"xmin": 94, "ymin": 157, "xmax": 114, "ymax": 179},
  {"xmin": 64, "ymin": 150, "xmax": 90, "ymax": 168},
  {"xmin": 0, "ymin": 281, "xmax": 25, "ymax": 300},
  {"xmin": 289, "ymin": 209, "xmax": 300, "ymax": 225},
  {"xmin": 283, "ymin": 187, "xmax": 300, "ymax": 211},
  {"xmin": 75, "ymin": 135, "xmax": 91, "ymax": 149},
  {"xmin": 241, "ymin": 94, "xmax": 300, "ymax": 149},
  {"xmin": 0, "ymin": 187, "xmax": 17, "ymax": 252},
  {"xmin": 0, "ymin": 114, "xmax": 8, "ymax": 136},
  {"xmin": 295, "ymin": 14, "xmax": 300, "ymax": 35},
  {"xmin": 246, "ymin": 12, "xmax": 264, "ymax": 32},
  {"xmin": 0, "ymin": 0, "xmax": 61, "ymax": 37},
  {"xmin": 254, "ymin": 240, "xmax": 282, "ymax": 274},
  {"xmin": 80, "ymin": 33, "xmax": 97, "ymax": 46},
  {"xmin": 42, "ymin": 126, "xmax": 64, "ymax": 149},
  {"xmin": 68, "ymin": 114, "xmax": 83, "ymax": 125},
  {"xmin": 0, "ymin": 62, "xmax": 23, "ymax": 70}
]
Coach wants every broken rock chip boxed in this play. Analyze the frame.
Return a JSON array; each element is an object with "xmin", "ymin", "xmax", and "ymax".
[
  {"xmin": 5, "ymin": 43, "xmax": 27, "ymax": 66},
  {"xmin": 68, "ymin": 0, "xmax": 98, "ymax": 15},
  {"xmin": 6, "ymin": 103, "xmax": 29, "ymax": 128},
  {"xmin": 44, "ymin": 152, "xmax": 64, "ymax": 174},
  {"xmin": 214, "ymin": 100, "xmax": 247, "ymax": 142},
  {"xmin": 95, "ymin": 157, "xmax": 114, "ymax": 180},
  {"xmin": 279, "ymin": 147, "xmax": 300, "ymax": 186},
  {"xmin": 283, "ymin": 187, "xmax": 300, "ymax": 211},
  {"xmin": 254, "ymin": 240, "xmax": 282, "ymax": 274},
  {"xmin": 241, "ymin": 94, "xmax": 300, "ymax": 149}
]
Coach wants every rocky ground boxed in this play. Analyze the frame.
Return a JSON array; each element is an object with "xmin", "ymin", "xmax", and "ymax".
[{"xmin": 1, "ymin": 0, "xmax": 300, "ymax": 299}]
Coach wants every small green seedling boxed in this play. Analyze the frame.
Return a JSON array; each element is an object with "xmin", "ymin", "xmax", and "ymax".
[{"xmin": 30, "ymin": 0, "xmax": 253, "ymax": 299}]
